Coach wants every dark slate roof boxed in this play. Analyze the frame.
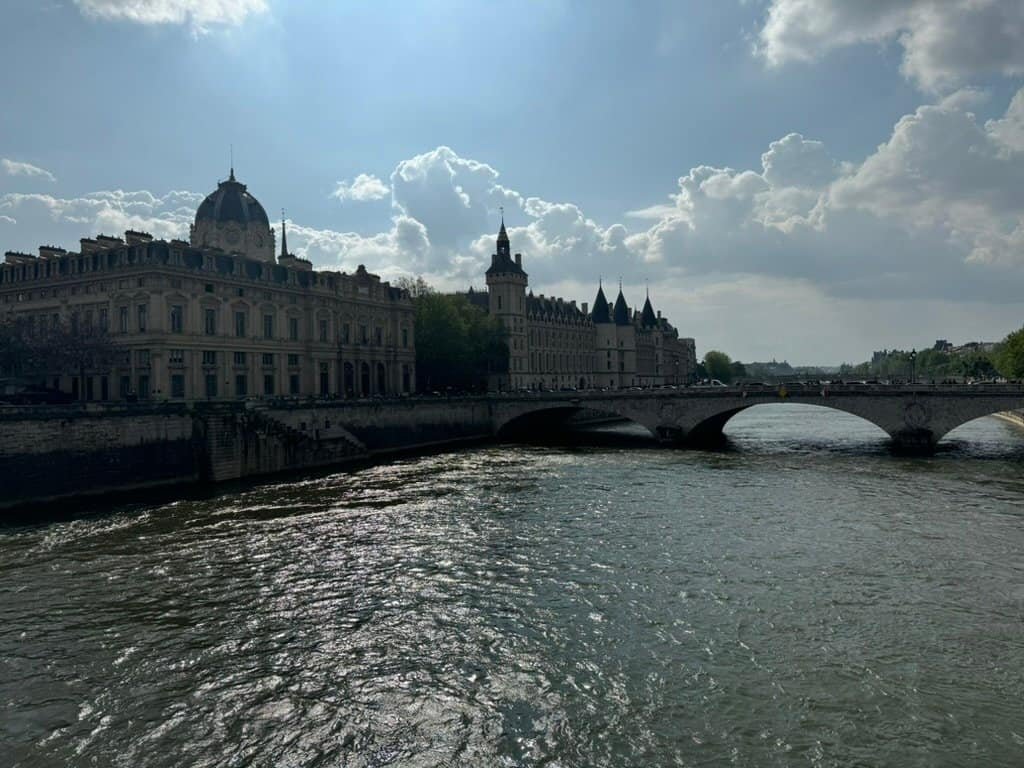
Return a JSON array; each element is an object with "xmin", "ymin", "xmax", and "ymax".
[
  {"xmin": 464, "ymin": 288, "xmax": 490, "ymax": 310},
  {"xmin": 195, "ymin": 170, "xmax": 270, "ymax": 227},
  {"xmin": 527, "ymin": 293, "xmax": 585, "ymax": 319},
  {"xmin": 485, "ymin": 252, "xmax": 526, "ymax": 277},
  {"xmin": 640, "ymin": 296, "xmax": 657, "ymax": 327},
  {"xmin": 592, "ymin": 284, "xmax": 611, "ymax": 323},
  {"xmin": 613, "ymin": 289, "xmax": 630, "ymax": 325}
]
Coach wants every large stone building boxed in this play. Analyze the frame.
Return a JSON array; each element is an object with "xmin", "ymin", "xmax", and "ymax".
[
  {"xmin": 0, "ymin": 170, "xmax": 416, "ymax": 401},
  {"xmin": 470, "ymin": 222, "xmax": 696, "ymax": 390}
]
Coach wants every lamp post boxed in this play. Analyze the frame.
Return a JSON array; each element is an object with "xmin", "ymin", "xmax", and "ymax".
[{"xmin": 909, "ymin": 349, "xmax": 917, "ymax": 385}]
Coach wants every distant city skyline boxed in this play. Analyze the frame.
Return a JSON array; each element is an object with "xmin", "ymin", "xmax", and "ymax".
[{"xmin": 2, "ymin": 0, "xmax": 1024, "ymax": 364}]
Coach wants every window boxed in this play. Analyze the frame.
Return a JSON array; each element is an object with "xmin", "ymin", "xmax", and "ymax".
[
  {"xmin": 402, "ymin": 328, "xmax": 408, "ymax": 348},
  {"xmin": 120, "ymin": 376, "xmax": 131, "ymax": 399},
  {"xmin": 233, "ymin": 351, "xmax": 247, "ymax": 366},
  {"xmin": 135, "ymin": 349, "xmax": 150, "ymax": 367},
  {"xmin": 98, "ymin": 309, "xmax": 108, "ymax": 332},
  {"xmin": 118, "ymin": 307, "xmax": 128, "ymax": 333},
  {"xmin": 262, "ymin": 353, "xmax": 274, "ymax": 366},
  {"xmin": 236, "ymin": 287, "xmax": 245, "ymax": 297},
  {"xmin": 359, "ymin": 324, "xmax": 368, "ymax": 344},
  {"xmin": 202, "ymin": 350, "xmax": 217, "ymax": 365},
  {"xmin": 169, "ymin": 349, "xmax": 184, "ymax": 364},
  {"xmin": 263, "ymin": 374, "xmax": 274, "ymax": 396},
  {"xmin": 289, "ymin": 317, "xmax": 299, "ymax": 341},
  {"xmin": 170, "ymin": 374, "xmax": 185, "ymax": 398},
  {"xmin": 375, "ymin": 327, "xmax": 382, "ymax": 346},
  {"xmin": 138, "ymin": 374, "xmax": 150, "ymax": 398},
  {"xmin": 137, "ymin": 304, "xmax": 147, "ymax": 332},
  {"xmin": 289, "ymin": 374, "xmax": 300, "ymax": 394},
  {"xmin": 234, "ymin": 374, "xmax": 247, "ymax": 397},
  {"xmin": 287, "ymin": 353, "xmax": 299, "ymax": 366},
  {"xmin": 234, "ymin": 311, "xmax": 246, "ymax": 338},
  {"xmin": 263, "ymin": 313, "xmax": 274, "ymax": 339},
  {"xmin": 205, "ymin": 374, "xmax": 218, "ymax": 398},
  {"xmin": 319, "ymin": 319, "xmax": 328, "ymax": 342},
  {"xmin": 204, "ymin": 308, "xmax": 217, "ymax": 335},
  {"xmin": 170, "ymin": 304, "xmax": 184, "ymax": 333},
  {"xmin": 205, "ymin": 283, "xmax": 214, "ymax": 293},
  {"xmin": 497, "ymin": 295, "xmax": 502, "ymax": 310},
  {"xmin": 343, "ymin": 324, "xmax": 350, "ymax": 344}
]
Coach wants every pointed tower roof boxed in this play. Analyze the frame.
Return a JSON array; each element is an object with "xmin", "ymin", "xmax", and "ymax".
[
  {"xmin": 496, "ymin": 212, "xmax": 510, "ymax": 256},
  {"xmin": 613, "ymin": 287, "xmax": 630, "ymax": 325},
  {"xmin": 640, "ymin": 295, "xmax": 657, "ymax": 327},
  {"xmin": 592, "ymin": 281, "xmax": 611, "ymax": 323}
]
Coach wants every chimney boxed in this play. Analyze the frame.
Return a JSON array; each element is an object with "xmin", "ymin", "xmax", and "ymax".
[
  {"xmin": 491, "ymin": 253, "xmax": 496, "ymax": 267},
  {"xmin": 582, "ymin": 302, "xmax": 589, "ymax": 314},
  {"xmin": 657, "ymin": 310, "xmax": 662, "ymax": 319},
  {"xmin": 515, "ymin": 253, "xmax": 522, "ymax": 267},
  {"xmin": 39, "ymin": 245, "xmax": 66, "ymax": 260}
]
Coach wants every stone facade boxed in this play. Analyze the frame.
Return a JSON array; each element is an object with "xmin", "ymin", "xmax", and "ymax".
[
  {"xmin": 472, "ymin": 224, "xmax": 697, "ymax": 390},
  {"xmin": 0, "ymin": 172, "xmax": 416, "ymax": 401}
]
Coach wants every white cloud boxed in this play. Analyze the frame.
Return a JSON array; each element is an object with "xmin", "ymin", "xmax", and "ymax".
[
  {"xmin": 4, "ymin": 88, "xmax": 1024, "ymax": 360},
  {"xmin": 0, "ymin": 215, "xmax": 15, "ymax": 225},
  {"xmin": 73, "ymin": 0, "xmax": 267, "ymax": 31},
  {"xmin": 331, "ymin": 174, "xmax": 390, "ymax": 203},
  {"xmin": 759, "ymin": 0, "xmax": 1024, "ymax": 91},
  {"xmin": 2, "ymin": 159, "xmax": 56, "ymax": 183}
]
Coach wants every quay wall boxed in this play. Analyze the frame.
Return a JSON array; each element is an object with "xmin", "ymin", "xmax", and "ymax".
[
  {"xmin": 0, "ymin": 399, "xmax": 496, "ymax": 514},
  {"xmin": 0, "ymin": 404, "xmax": 201, "ymax": 509}
]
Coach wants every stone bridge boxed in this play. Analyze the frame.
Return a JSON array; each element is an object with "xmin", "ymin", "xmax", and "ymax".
[{"xmin": 489, "ymin": 383, "xmax": 1024, "ymax": 452}]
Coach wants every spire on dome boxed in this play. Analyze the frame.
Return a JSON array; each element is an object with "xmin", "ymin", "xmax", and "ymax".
[{"xmin": 280, "ymin": 209, "xmax": 288, "ymax": 258}]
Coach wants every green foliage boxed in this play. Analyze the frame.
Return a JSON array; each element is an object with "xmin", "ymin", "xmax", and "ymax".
[
  {"xmin": 413, "ymin": 292, "xmax": 507, "ymax": 392},
  {"xmin": 840, "ymin": 346, "xmax": 1000, "ymax": 382},
  {"xmin": 996, "ymin": 327, "xmax": 1024, "ymax": 379},
  {"xmin": 703, "ymin": 350, "xmax": 733, "ymax": 383}
]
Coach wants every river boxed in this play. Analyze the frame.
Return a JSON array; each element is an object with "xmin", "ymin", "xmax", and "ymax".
[{"xmin": 2, "ymin": 404, "xmax": 1023, "ymax": 767}]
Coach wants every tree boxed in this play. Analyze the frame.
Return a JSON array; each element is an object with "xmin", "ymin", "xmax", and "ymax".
[
  {"xmin": 996, "ymin": 327, "xmax": 1024, "ymax": 379},
  {"xmin": 394, "ymin": 275, "xmax": 435, "ymax": 298},
  {"xmin": 0, "ymin": 313, "xmax": 116, "ymax": 399},
  {"xmin": 703, "ymin": 350, "xmax": 733, "ymax": 383},
  {"xmin": 412, "ymin": 291, "xmax": 507, "ymax": 392}
]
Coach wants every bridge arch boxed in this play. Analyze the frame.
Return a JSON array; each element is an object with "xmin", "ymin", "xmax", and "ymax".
[{"xmin": 493, "ymin": 401, "xmax": 661, "ymax": 440}]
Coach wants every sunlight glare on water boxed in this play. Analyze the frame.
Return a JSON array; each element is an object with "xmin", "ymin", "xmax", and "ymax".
[{"xmin": 2, "ymin": 405, "xmax": 1024, "ymax": 767}]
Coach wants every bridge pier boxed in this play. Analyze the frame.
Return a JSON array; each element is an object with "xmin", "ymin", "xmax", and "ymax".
[{"xmin": 889, "ymin": 429, "xmax": 938, "ymax": 455}]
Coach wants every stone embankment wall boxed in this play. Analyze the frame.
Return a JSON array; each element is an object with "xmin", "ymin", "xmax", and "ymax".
[
  {"xmin": 0, "ymin": 404, "xmax": 200, "ymax": 509},
  {"xmin": 0, "ymin": 399, "xmax": 495, "ymax": 513}
]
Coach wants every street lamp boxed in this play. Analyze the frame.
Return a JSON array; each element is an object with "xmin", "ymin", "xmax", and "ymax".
[{"xmin": 909, "ymin": 349, "xmax": 917, "ymax": 385}]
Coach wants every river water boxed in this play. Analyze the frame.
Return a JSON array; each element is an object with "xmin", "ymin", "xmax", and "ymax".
[{"xmin": 3, "ymin": 405, "xmax": 1024, "ymax": 767}]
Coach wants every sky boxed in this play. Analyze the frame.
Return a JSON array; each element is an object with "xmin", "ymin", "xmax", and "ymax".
[{"xmin": 2, "ymin": 0, "xmax": 1024, "ymax": 365}]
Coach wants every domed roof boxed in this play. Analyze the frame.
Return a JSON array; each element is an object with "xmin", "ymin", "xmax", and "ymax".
[{"xmin": 194, "ymin": 169, "xmax": 269, "ymax": 227}]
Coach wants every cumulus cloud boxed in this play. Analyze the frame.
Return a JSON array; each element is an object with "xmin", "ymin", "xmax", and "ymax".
[
  {"xmin": 3, "ymin": 87, "xmax": 1024, "ymax": 356},
  {"xmin": 2, "ymin": 159, "xmax": 56, "ymax": 183},
  {"xmin": 331, "ymin": 174, "xmax": 390, "ymax": 203},
  {"xmin": 759, "ymin": 0, "xmax": 1024, "ymax": 91},
  {"xmin": 73, "ymin": 0, "xmax": 267, "ymax": 31},
  {"xmin": 0, "ymin": 189, "xmax": 200, "ymax": 250}
]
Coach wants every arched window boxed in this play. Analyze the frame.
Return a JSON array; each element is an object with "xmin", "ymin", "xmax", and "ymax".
[{"xmin": 360, "ymin": 362, "xmax": 370, "ymax": 396}]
